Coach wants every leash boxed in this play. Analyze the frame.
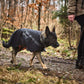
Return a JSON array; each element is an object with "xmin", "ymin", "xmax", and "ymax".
[{"xmin": 22, "ymin": 30, "xmax": 41, "ymax": 47}]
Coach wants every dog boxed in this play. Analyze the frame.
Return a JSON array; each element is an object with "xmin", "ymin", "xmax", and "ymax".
[{"xmin": 2, "ymin": 26, "xmax": 59, "ymax": 69}]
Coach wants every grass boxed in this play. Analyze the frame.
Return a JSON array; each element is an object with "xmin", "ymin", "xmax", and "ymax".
[
  {"xmin": 41, "ymin": 38, "xmax": 77, "ymax": 60},
  {"xmin": 3, "ymin": 28, "xmax": 14, "ymax": 33},
  {"xmin": 0, "ymin": 66, "xmax": 78, "ymax": 84}
]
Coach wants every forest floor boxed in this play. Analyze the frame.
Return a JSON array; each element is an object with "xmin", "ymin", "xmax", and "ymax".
[{"xmin": 0, "ymin": 40, "xmax": 84, "ymax": 84}]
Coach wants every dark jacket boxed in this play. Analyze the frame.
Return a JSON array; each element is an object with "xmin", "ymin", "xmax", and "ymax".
[{"xmin": 67, "ymin": 0, "xmax": 84, "ymax": 16}]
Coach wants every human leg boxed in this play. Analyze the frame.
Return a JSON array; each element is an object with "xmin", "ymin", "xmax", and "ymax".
[{"xmin": 75, "ymin": 15, "xmax": 84, "ymax": 69}]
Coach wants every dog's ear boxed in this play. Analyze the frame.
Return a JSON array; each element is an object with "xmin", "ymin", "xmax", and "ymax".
[
  {"xmin": 52, "ymin": 26, "xmax": 55, "ymax": 32},
  {"xmin": 45, "ymin": 26, "xmax": 50, "ymax": 36}
]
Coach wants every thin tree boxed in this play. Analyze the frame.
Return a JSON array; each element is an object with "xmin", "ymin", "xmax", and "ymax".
[
  {"xmin": 38, "ymin": 2, "xmax": 41, "ymax": 30},
  {"xmin": 0, "ymin": 0, "xmax": 5, "ymax": 39}
]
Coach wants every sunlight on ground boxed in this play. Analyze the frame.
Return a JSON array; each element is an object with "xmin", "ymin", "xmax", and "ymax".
[{"xmin": 41, "ymin": 38, "xmax": 77, "ymax": 60}]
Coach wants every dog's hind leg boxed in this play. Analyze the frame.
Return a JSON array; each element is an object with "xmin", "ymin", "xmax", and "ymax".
[
  {"xmin": 29, "ymin": 52, "xmax": 35, "ymax": 66},
  {"xmin": 11, "ymin": 49, "xmax": 17, "ymax": 65},
  {"xmin": 36, "ymin": 52, "xmax": 47, "ymax": 69}
]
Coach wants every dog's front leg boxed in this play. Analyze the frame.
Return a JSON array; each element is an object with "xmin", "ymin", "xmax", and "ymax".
[
  {"xmin": 36, "ymin": 52, "xmax": 47, "ymax": 69},
  {"xmin": 11, "ymin": 49, "xmax": 17, "ymax": 65},
  {"xmin": 29, "ymin": 52, "xmax": 35, "ymax": 66}
]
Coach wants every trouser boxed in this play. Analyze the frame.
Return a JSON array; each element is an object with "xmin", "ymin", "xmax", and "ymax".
[{"xmin": 75, "ymin": 14, "xmax": 84, "ymax": 67}]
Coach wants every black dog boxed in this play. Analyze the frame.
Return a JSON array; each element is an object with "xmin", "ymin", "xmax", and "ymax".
[{"xmin": 3, "ymin": 26, "xmax": 59, "ymax": 69}]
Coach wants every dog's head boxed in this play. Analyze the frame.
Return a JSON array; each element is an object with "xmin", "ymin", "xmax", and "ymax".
[{"xmin": 40, "ymin": 26, "xmax": 59, "ymax": 48}]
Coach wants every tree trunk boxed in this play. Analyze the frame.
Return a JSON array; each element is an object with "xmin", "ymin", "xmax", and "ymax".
[
  {"xmin": 24, "ymin": 0, "xmax": 29, "ymax": 27},
  {"xmin": 20, "ymin": 0, "xmax": 24, "ymax": 28},
  {"xmin": 46, "ymin": 0, "xmax": 50, "ymax": 26},
  {"xmin": 38, "ymin": 3, "xmax": 41, "ymax": 31}
]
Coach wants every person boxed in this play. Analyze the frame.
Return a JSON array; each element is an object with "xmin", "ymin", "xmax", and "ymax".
[{"xmin": 67, "ymin": 0, "xmax": 84, "ymax": 69}]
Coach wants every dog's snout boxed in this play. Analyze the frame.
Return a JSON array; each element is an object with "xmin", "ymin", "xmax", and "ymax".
[
  {"xmin": 56, "ymin": 42, "xmax": 59, "ymax": 47},
  {"xmin": 51, "ymin": 41, "xmax": 59, "ymax": 48},
  {"xmin": 57, "ymin": 42, "xmax": 59, "ymax": 47}
]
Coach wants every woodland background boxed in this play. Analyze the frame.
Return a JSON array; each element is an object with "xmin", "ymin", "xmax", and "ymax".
[
  {"xmin": 0, "ymin": 0, "xmax": 80, "ymax": 47},
  {"xmin": 0, "ymin": 0, "xmax": 84, "ymax": 84}
]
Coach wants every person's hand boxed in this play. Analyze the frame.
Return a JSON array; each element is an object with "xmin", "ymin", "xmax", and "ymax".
[{"xmin": 68, "ymin": 15, "xmax": 75, "ymax": 22}]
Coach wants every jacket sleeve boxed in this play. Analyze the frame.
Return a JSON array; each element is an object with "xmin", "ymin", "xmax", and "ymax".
[{"xmin": 67, "ymin": 0, "xmax": 76, "ymax": 15}]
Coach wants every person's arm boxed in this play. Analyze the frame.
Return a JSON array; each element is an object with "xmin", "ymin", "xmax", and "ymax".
[{"xmin": 67, "ymin": 0, "xmax": 76, "ymax": 22}]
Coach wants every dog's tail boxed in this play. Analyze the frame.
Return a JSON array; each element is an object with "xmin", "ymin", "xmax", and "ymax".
[{"xmin": 2, "ymin": 40, "xmax": 11, "ymax": 48}]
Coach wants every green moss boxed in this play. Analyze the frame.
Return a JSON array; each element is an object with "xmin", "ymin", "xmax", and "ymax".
[
  {"xmin": 2, "ymin": 32, "xmax": 11, "ymax": 35},
  {"xmin": 1, "ymin": 38, "xmax": 9, "ymax": 41},
  {"xmin": 3, "ymin": 28, "xmax": 14, "ymax": 33}
]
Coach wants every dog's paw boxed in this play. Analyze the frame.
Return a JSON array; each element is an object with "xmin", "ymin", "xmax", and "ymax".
[
  {"xmin": 43, "ymin": 64, "xmax": 47, "ymax": 69},
  {"xmin": 10, "ymin": 60, "xmax": 17, "ymax": 65},
  {"xmin": 10, "ymin": 60, "xmax": 13, "ymax": 64},
  {"xmin": 29, "ymin": 61, "xmax": 33, "ymax": 66}
]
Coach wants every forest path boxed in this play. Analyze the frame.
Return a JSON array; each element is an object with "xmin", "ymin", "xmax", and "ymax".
[{"xmin": 0, "ymin": 45, "xmax": 84, "ymax": 84}]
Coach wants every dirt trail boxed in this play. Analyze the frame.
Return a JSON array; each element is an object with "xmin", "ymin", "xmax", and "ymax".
[{"xmin": 0, "ymin": 45, "xmax": 84, "ymax": 84}]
